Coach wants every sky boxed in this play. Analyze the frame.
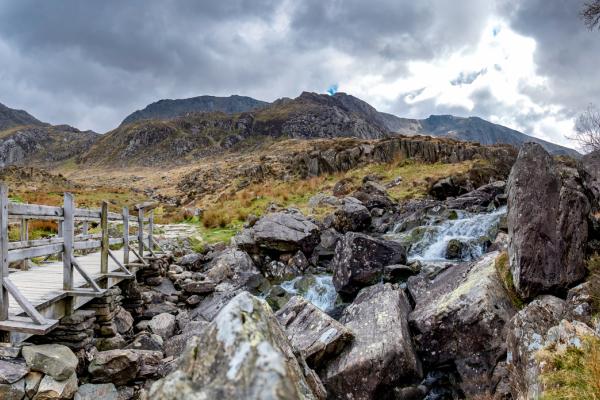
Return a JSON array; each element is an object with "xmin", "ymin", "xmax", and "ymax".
[{"xmin": 0, "ymin": 0, "xmax": 598, "ymax": 149}]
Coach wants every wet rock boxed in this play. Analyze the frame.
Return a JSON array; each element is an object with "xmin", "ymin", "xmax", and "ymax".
[
  {"xmin": 0, "ymin": 379, "xmax": 25, "ymax": 400},
  {"xmin": 0, "ymin": 360, "xmax": 28, "ymax": 384},
  {"xmin": 205, "ymin": 248, "xmax": 262, "ymax": 289},
  {"xmin": 265, "ymin": 285, "xmax": 292, "ymax": 311},
  {"xmin": 409, "ymin": 252, "xmax": 516, "ymax": 397},
  {"xmin": 22, "ymin": 344, "xmax": 78, "ymax": 381},
  {"xmin": 507, "ymin": 143, "xmax": 590, "ymax": 299},
  {"xmin": 34, "ymin": 372, "xmax": 77, "ymax": 400},
  {"xmin": 150, "ymin": 292, "xmax": 324, "ymax": 399},
  {"xmin": 289, "ymin": 251, "xmax": 310, "ymax": 273},
  {"xmin": 148, "ymin": 313, "xmax": 176, "ymax": 340},
  {"xmin": 75, "ymin": 383, "xmax": 118, "ymax": 400},
  {"xmin": 323, "ymin": 283, "xmax": 421, "ymax": 399},
  {"xmin": 506, "ymin": 295, "xmax": 565, "ymax": 400},
  {"xmin": 332, "ymin": 232, "xmax": 407, "ymax": 298},
  {"xmin": 445, "ymin": 238, "xmax": 464, "ymax": 260},
  {"xmin": 382, "ymin": 264, "xmax": 420, "ymax": 283},
  {"xmin": 276, "ymin": 296, "xmax": 353, "ymax": 368},
  {"xmin": 88, "ymin": 349, "xmax": 140, "ymax": 386},
  {"xmin": 332, "ymin": 202, "xmax": 371, "ymax": 233},
  {"xmin": 234, "ymin": 211, "xmax": 321, "ymax": 254}
]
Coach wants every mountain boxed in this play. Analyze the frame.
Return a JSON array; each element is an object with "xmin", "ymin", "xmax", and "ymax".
[
  {"xmin": 0, "ymin": 102, "xmax": 44, "ymax": 131},
  {"xmin": 120, "ymin": 95, "xmax": 269, "ymax": 126},
  {"xmin": 0, "ymin": 102, "xmax": 100, "ymax": 168},
  {"xmin": 80, "ymin": 91, "xmax": 391, "ymax": 167},
  {"xmin": 381, "ymin": 113, "xmax": 580, "ymax": 158}
]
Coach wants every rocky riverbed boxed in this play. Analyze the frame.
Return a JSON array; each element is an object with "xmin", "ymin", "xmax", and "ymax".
[{"xmin": 0, "ymin": 143, "xmax": 598, "ymax": 399}]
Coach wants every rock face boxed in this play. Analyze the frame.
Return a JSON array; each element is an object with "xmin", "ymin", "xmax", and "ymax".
[
  {"xmin": 234, "ymin": 212, "xmax": 320, "ymax": 254},
  {"xmin": 275, "ymin": 296, "xmax": 353, "ymax": 368},
  {"xmin": 409, "ymin": 252, "xmax": 516, "ymax": 397},
  {"xmin": 34, "ymin": 372, "xmax": 78, "ymax": 400},
  {"xmin": 331, "ymin": 202, "xmax": 371, "ymax": 233},
  {"xmin": 22, "ymin": 344, "xmax": 78, "ymax": 381},
  {"xmin": 322, "ymin": 283, "xmax": 421, "ymax": 399},
  {"xmin": 88, "ymin": 349, "xmax": 140, "ymax": 386},
  {"xmin": 580, "ymin": 149, "xmax": 600, "ymax": 210},
  {"xmin": 506, "ymin": 295, "xmax": 565, "ymax": 400},
  {"xmin": 150, "ymin": 292, "xmax": 324, "ymax": 400},
  {"xmin": 507, "ymin": 143, "xmax": 590, "ymax": 299},
  {"xmin": 205, "ymin": 248, "xmax": 261, "ymax": 289},
  {"xmin": 332, "ymin": 232, "xmax": 406, "ymax": 298}
]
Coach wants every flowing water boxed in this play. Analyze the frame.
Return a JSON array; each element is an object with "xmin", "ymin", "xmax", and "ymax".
[
  {"xmin": 387, "ymin": 206, "xmax": 506, "ymax": 263},
  {"xmin": 280, "ymin": 275, "xmax": 337, "ymax": 312}
]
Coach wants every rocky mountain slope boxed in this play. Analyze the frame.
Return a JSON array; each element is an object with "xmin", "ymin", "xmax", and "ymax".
[
  {"xmin": 384, "ymin": 113, "xmax": 580, "ymax": 158},
  {"xmin": 120, "ymin": 95, "xmax": 268, "ymax": 126},
  {"xmin": 0, "ymin": 102, "xmax": 100, "ymax": 168}
]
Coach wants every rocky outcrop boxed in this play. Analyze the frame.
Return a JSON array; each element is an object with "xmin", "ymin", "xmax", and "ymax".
[
  {"xmin": 204, "ymin": 248, "xmax": 262, "ymax": 289},
  {"xmin": 580, "ymin": 149, "xmax": 600, "ymax": 210},
  {"xmin": 332, "ymin": 232, "xmax": 406, "ymax": 298},
  {"xmin": 234, "ymin": 212, "xmax": 320, "ymax": 255},
  {"xmin": 409, "ymin": 252, "xmax": 517, "ymax": 397},
  {"xmin": 507, "ymin": 143, "xmax": 590, "ymax": 299},
  {"xmin": 22, "ymin": 344, "xmax": 78, "ymax": 381},
  {"xmin": 275, "ymin": 296, "xmax": 353, "ymax": 369},
  {"xmin": 506, "ymin": 295, "xmax": 565, "ymax": 400},
  {"xmin": 150, "ymin": 292, "xmax": 325, "ymax": 399},
  {"xmin": 331, "ymin": 201, "xmax": 371, "ymax": 233},
  {"xmin": 322, "ymin": 283, "xmax": 421, "ymax": 399}
]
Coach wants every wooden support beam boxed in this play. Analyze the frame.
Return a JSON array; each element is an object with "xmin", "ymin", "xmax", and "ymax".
[
  {"xmin": 62, "ymin": 193, "xmax": 74, "ymax": 292},
  {"xmin": 137, "ymin": 208, "xmax": 144, "ymax": 257},
  {"xmin": 148, "ymin": 211, "xmax": 154, "ymax": 254},
  {"xmin": 2, "ymin": 279, "xmax": 46, "ymax": 325},
  {"xmin": 108, "ymin": 249, "xmax": 133, "ymax": 277},
  {"xmin": 129, "ymin": 247, "xmax": 148, "ymax": 266},
  {"xmin": 71, "ymin": 257, "xmax": 102, "ymax": 293},
  {"xmin": 0, "ymin": 183, "xmax": 9, "ymax": 322},
  {"xmin": 123, "ymin": 207, "xmax": 129, "ymax": 265},
  {"xmin": 100, "ymin": 201, "xmax": 108, "ymax": 275},
  {"xmin": 19, "ymin": 218, "xmax": 28, "ymax": 270}
]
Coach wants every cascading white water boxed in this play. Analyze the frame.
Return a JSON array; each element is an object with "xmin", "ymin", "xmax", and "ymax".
[
  {"xmin": 389, "ymin": 206, "xmax": 506, "ymax": 263},
  {"xmin": 280, "ymin": 275, "xmax": 337, "ymax": 311}
]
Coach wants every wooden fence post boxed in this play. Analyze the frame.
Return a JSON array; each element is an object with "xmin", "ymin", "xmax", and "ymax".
[
  {"xmin": 123, "ymin": 207, "xmax": 129, "ymax": 265},
  {"xmin": 19, "ymin": 218, "xmax": 28, "ymax": 270},
  {"xmin": 62, "ymin": 193, "xmax": 74, "ymax": 292},
  {"xmin": 148, "ymin": 211, "xmax": 154, "ymax": 253},
  {"xmin": 138, "ymin": 208, "xmax": 144, "ymax": 257},
  {"xmin": 101, "ymin": 201, "xmax": 108, "ymax": 274},
  {"xmin": 0, "ymin": 183, "xmax": 9, "ymax": 322}
]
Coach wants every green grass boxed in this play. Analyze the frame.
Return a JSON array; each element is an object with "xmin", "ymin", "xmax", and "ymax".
[
  {"xmin": 586, "ymin": 254, "xmax": 600, "ymax": 316},
  {"xmin": 495, "ymin": 251, "xmax": 524, "ymax": 309}
]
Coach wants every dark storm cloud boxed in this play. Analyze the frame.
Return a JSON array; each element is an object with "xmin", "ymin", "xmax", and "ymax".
[{"xmin": 0, "ymin": 0, "xmax": 597, "ymax": 145}]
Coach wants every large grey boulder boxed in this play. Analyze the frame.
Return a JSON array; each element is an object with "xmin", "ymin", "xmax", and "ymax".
[
  {"xmin": 322, "ymin": 283, "xmax": 421, "ymax": 400},
  {"xmin": 148, "ymin": 313, "xmax": 176, "ymax": 341},
  {"xmin": 331, "ymin": 202, "xmax": 371, "ymax": 233},
  {"xmin": 205, "ymin": 248, "xmax": 262, "ymax": 289},
  {"xmin": 22, "ymin": 344, "xmax": 78, "ymax": 381},
  {"xmin": 506, "ymin": 295, "xmax": 565, "ymax": 400},
  {"xmin": 150, "ymin": 292, "xmax": 325, "ymax": 400},
  {"xmin": 164, "ymin": 320, "xmax": 210, "ymax": 358},
  {"xmin": 233, "ymin": 212, "xmax": 320, "ymax": 254},
  {"xmin": 507, "ymin": 143, "xmax": 590, "ymax": 299},
  {"xmin": 580, "ymin": 149, "xmax": 600, "ymax": 209},
  {"xmin": 34, "ymin": 372, "xmax": 78, "ymax": 400},
  {"xmin": 332, "ymin": 232, "xmax": 406, "ymax": 298},
  {"xmin": 88, "ymin": 349, "xmax": 140, "ymax": 386},
  {"xmin": 409, "ymin": 252, "xmax": 516, "ymax": 397},
  {"xmin": 0, "ymin": 379, "xmax": 25, "ymax": 400},
  {"xmin": 275, "ymin": 296, "xmax": 353, "ymax": 368}
]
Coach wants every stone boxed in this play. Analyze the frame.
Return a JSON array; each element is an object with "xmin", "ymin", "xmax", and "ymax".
[
  {"xmin": 265, "ymin": 285, "xmax": 292, "ymax": 311},
  {"xmin": 289, "ymin": 251, "xmax": 310, "ymax": 273},
  {"xmin": 565, "ymin": 281, "xmax": 594, "ymax": 326},
  {"xmin": 507, "ymin": 143, "xmax": 590, "ymax": 299},
  {"xmin": 133, "ymin": 350, "xmax": 164, "ymax": 379},
  {"xmin": 88, "ymin": 350, "xmax": 140, "ymax": 386},
  {"xmin": 315, "ymin": 228, "xmax": 342, "ymax": 257},
  {"xmin": 34, "ymin": 372, "xmax": 77, "ymax": 400},
  {"xmin": 95, "ymin": 334, "xmax": 127, "ymax": 351},
  {"xmin": 544, "ymin": 319, "xmax": 599, "ymax": 353},
  {"xmin": 264, "ymin": 260, "xmax": 301, "ymax": 282},
  {"xmin": 182, "ymin": 280, "xmax": 216, "ymax": 295},
  {"xmin": 75, "ymin": 383, "xmax": 118, "ymax": 400},
  {"xmin": 164, "ymin": 321, "xmax": 210, "ymax": 358},
  {"xmin": 148, "ymin": 313, "xmax": 176, "ymax": 340},
  {"xmin": 0, "ymin": 360, "xmax": 29, "ymax": 384},
  {"xmin": 429, "ymin": 177, "xmax": 464, "ymax": 200},
  {"xmin": 382, "ymin": 264, "xmax": 419, "ymax": 283},
  {"xmin": 152, "ymin": 279, "xmax": 178, "ymax": 297},
  {"xmin": 24, "ymin": 371, "xmax": 43, "ymax": 398},
  {"xmin": 322, "ymin": 283, "xmax": 421, "ymax": 399},
  {"xmin": 332, "ymin": 232, "xmax": 407, "ymax": 298},
  {"xmin": 333, "ymin": 178, "xmax": 354, "ymax": 197},
  {"xmin": 331, "ymin": 202, "xmax": 371, "ymax": 233},
  {"xmin": 22, "ymin": 344, "xmax": 78, "ymax": 381},
  {"xmin": 125, "ymin": 332, "xmax": 164, "ymax": 352},
  {"xmin": 445, "ymin": 238, "xmax": 464, "ymax": 259},
  {"xmin": 189, "ymin": 290, "xmax": 241, "ymax": 322},
  {"xmin": 506, "ymin": 295, "xmax": 565, "ymax": 400},
  {"xmin": 275, "ymin": 296, "xmax": 353, "ymax": 368},
  {"xmin": 142, "ymin": 302, "xmax": 178, "ymax": 318},
  {"xmin": 446, "ymin": 181, "xmax": 506, "ymax": 210},
  {"xmin": 113, "ymin": 308, "xmax": 134, "ymax": 335},
  {"xmin": 150, "ymin": 292, "xmax": 324, "ymax": 399},
  {"xmin": 205, "ymin": 248, "xmax": 262, "ymax": 290},
  {"xmin": 409, "ymin": 252, "xmax": 516, "ymax": 397},
  {"xmin": 580, "ymin": 149, "xmax": 600, "ymax": 210},
  {"xmin": 234, "ymin": 211, "xmax": 321, "ymax": 254},
  {"xmin": 0, "ymin": 379, "xmax": 25, "ymax": 400}
]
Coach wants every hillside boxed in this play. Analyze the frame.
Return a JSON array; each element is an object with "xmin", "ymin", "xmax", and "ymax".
[
  {"xmin": 120, "ymin": 95, "xmax": 269, "ymax": 126},
  {"xmin": 0, "ymin": 102, "xmax": 44, "ymax": 130},
  {"xmin": 383, "ymin": 113, "xmax": 580, "ymax": 158}
]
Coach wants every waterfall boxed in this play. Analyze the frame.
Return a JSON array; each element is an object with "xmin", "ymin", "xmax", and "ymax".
[{"xmin": 280, "ymin": 275, "xmax": 337, "ymax": 312}]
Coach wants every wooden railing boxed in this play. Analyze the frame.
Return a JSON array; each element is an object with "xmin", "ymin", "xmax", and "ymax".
[{"xmin": 0, "ymin": 182, "xmax": 161, "ymax": 332}]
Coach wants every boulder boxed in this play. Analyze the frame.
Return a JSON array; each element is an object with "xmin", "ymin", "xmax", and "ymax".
[
  {"xmin": 264, "ymin": 260, "xmax": 301, "ymax": 282},
  {"xmin": 580, "ymin": 149, "xmax": 600, "ymax": 210},
  {"xmin": 275, "ymin": 296, "xmax": 353, "ymax": 368},
  {"xmin": 322, "ymin": 284, "xmax": 421, "ymax": 399},
  {"xmin": 332, "ymin": 232, "xmax": 406, "ymax": 298},
  {"xmin": 445, "ymin": 238, "xmax": 464, "ymax": 259},
  {"xmin": 0, "ymin": 360, "xmax": 28, "ymax": 384},
  {"xmin": 506, "ymin": 295, "xmax": 565, "ymax": 400},
  {"xmin": 113, "ymin": 307, "xmax": 134, "ymax": 335},
  {"xmin": 446, "ymin": 181, "xmax": 506, "ymax": 210},
  {"xmin": 409, "ymin": 252, "xmax": 516, "ymax": 397},
  {"xmin": 182, "ymin": 280, "xmax": 216, "ymax": 295},
  {"xmin": 331, "ymin": 202, "xmax": 371, "ymax": 233},
  {"xmin": 507, "ymin": 143, "xmax": 590, "ymax": 299},
  {"xmin": 22, "ymin": 344, "xmax": 78, "ymax": 381},
  {"xmin": 0, "ymin": 379, "xmax": 25, "ymax": 400},
  {"xmin": 75, "ymin": 383, "xmax": 118, "ymax": 400},
  {"xmin": 125, "ymin": 332, "xmax": 164, "ymax": 352},
  {"xmin": 565, "ymin": 281, "xmax": 594, "ymax": 326},
  {"xmin": 189, "ymin": 290, "xmax": 241, "ymax": 322},
  {"xmin": 150, "ymin": 292, "xmax": 324, "ymax": 399},
  {"xmin": 205, "ymin": 248, "xmax": 262, "ymax": 289},
  {"xmin": 24, "ymin": 372, "xmax": 43, "ymax": 398},
  {"xmin": 429, "ymin": 177, "xmax": 464, "ymax": 200},
  {"xmin": 88, "ymin": 349, "xmax": 140, "ymax": 386},
  {"xmin": 164, "ymin": 320, "xmax": 210, "ymax": 358},
  {"xmin": 315, "ymin": 228, "xmax": 342, "ymax": 257},
  {"xmin": 148, "ymin": 313, "xmax": 177, "ymax": 340},
  {"xmin": 234, "ymin": 212, "xmax": 320, "ymax": 254},
  {"xmin": 34, "ymin": 372, "xmax": 77, "ymax": 400}
]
